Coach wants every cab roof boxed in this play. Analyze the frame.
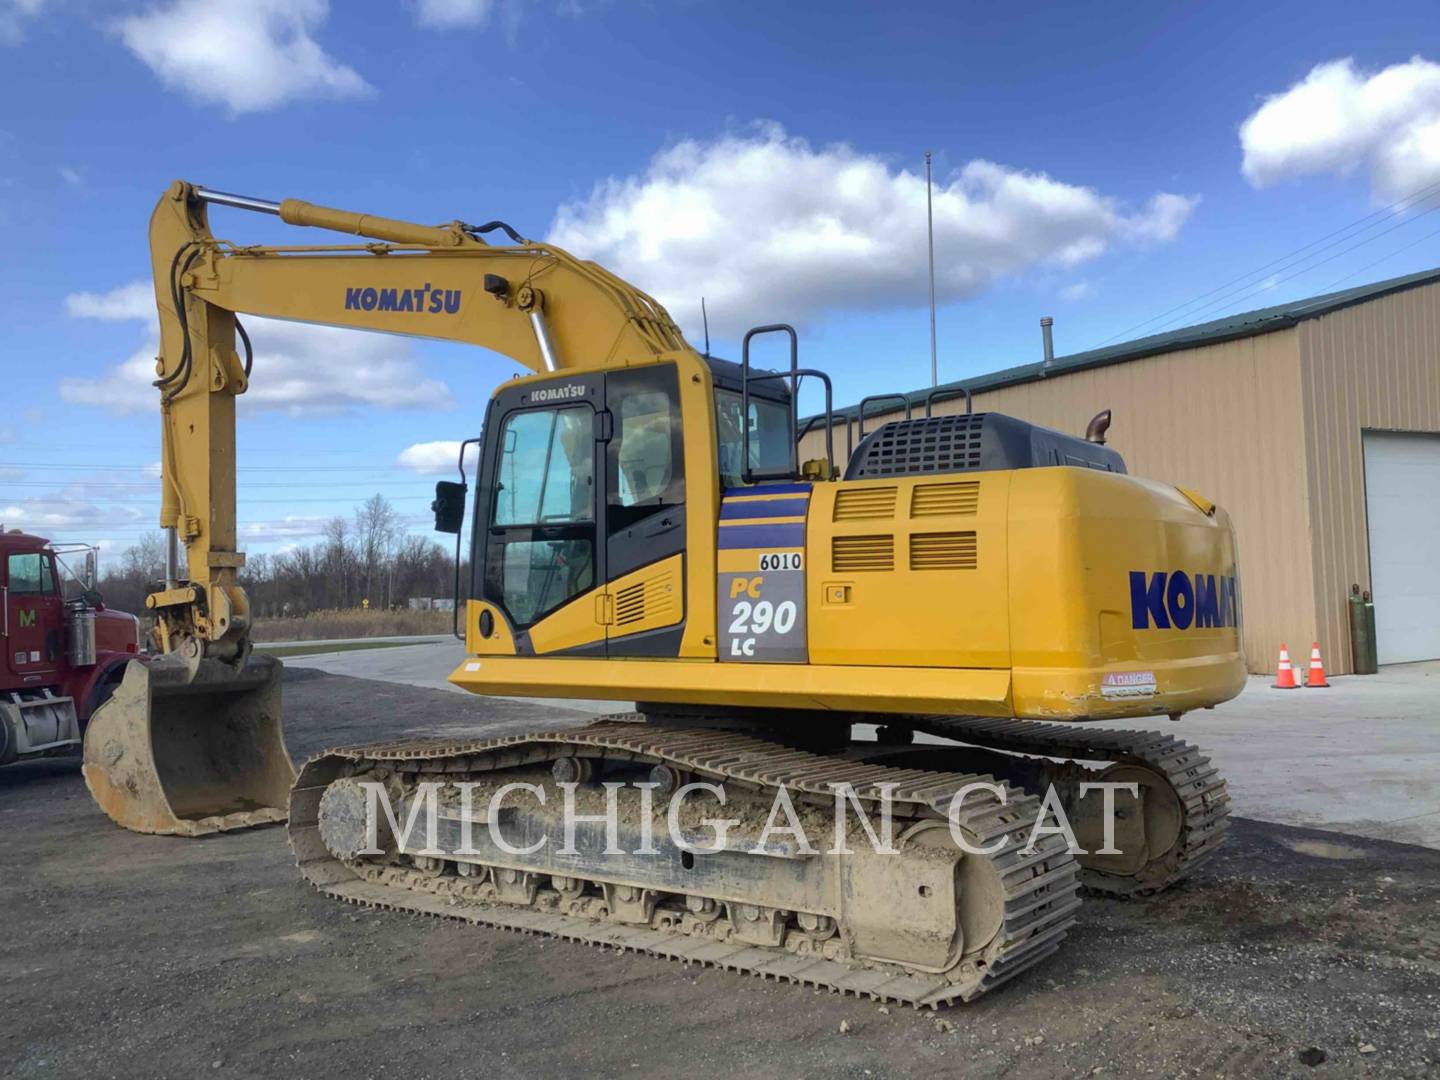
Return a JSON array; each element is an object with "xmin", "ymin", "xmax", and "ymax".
[{"xmin": 0, "ymin": 530, "xmax": 49, "ymax": 553}]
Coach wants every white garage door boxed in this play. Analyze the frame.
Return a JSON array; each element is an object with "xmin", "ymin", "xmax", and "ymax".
[{"xmin": 1363, "ymin": 431, "xmax": 1440, "ymax": 665}]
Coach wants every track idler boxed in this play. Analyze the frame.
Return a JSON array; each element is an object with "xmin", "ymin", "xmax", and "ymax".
[{"xmin": 82, "ymin": 653, "xmax": 294, "ymax": 836}]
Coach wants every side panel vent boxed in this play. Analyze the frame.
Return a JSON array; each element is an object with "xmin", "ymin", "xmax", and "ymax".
[
  {"xmin": 614, "ymin": 580, "xmax": 648, "ymax": 625},
  {"xmin": 910, "ymin": 481, "xmax": 980, "ymax": 517},
  {"xmin": 832, "ymin": 534, "xmax": 895, "ymax": 572},
  {"xmin": 614, "ymin": 567, "xmax": 679, "ymax": 627},
  {"xmin": 909, "ymin": 531, "xmax": 978, "ymax": 571},
  {"xmin": 833, "ymin": 486, "xmax": 898, "ymax": 521}
]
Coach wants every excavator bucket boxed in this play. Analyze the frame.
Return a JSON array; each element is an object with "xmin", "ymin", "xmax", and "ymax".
[{"xmin": 82, "ymin": 653, "xmax": 294, "ymax": 837}]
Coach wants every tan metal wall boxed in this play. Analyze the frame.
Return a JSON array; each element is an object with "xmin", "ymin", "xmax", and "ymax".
[
  {"xmin": 800, "ymin": 329, "xmax": 1317, "ymax": 674},
  {"xmin": 1298, "ymin": 283, "xmax": 1440, "ymax": 674}
]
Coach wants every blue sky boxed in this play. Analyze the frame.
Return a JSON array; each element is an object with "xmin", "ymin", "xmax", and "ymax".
[{"xmin": 3, "ymin": 0, "xmax": 1439, "ymax": 565}]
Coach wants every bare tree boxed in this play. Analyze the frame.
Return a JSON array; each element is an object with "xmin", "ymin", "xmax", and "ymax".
[
  {"xmin": 354, "ymin": 494, "xmax": 400, "ymax": 608},
  {"xmin": 100, "ymin": 498, "xmax": 459, "ymax": 620},
  {"xmin": 122, "ymin": 531, "xmax": 167, "ymax": 582},
  {"xmin": 322, "ymin": 516, "xmax": 355, "ymax": 608}
]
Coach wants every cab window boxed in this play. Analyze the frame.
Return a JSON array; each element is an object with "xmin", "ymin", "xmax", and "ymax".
[
  {"xmin": 493, "ymin": 408, "xmax": 594, "ymax": 527},
  {"xmin": 488, "ymin": 406, "xmax": 595, "ymax": 627},
  {"xmin": 7, "ymin": 553, "xmax": 55, "ymax": 595},
  {"xmin": 715, "ymin": 389, "xmax": 791, "ymax": 488},
  {"xmin": 608, "ymin": 366, "xmax": 684, "ymax": 534}
]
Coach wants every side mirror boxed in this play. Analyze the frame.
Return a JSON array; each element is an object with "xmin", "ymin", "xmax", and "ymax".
[{"xmin": 432, "ymin": 480, "xmax": 468, "ymax": 534}]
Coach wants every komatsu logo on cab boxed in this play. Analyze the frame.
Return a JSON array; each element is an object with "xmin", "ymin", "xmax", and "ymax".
[
  {"xmin": 1130, "ymin": 571, "xmax": 1239, "ymax": 630},
  {"xmin": 343, "ymin": 284, "xmax": 461, "ymax": 314},
  {"xmin": 530, "ymin": 384, "xmax": 586, "ymax": 402}
]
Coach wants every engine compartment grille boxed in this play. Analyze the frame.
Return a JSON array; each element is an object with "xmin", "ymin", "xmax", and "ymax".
[
  {"xmin": 833, "ymin": 486, "xmax": 898, "ymax": 521},
  {"xmin": 910, "ymin": 481, "xmax": 980, "ymax": 517},
  {"xmin": 909, "ymin": 531, "xmax": 978, "ymax": 571},
  {"xmin": 832, "ymin": 534, "xmax": 895, "ymax": 572},
  {"xmin": 848, "ymin": 414, "xmax": 984, "ymax": 479}
]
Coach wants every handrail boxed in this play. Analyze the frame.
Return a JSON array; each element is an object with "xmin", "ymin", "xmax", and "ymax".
[
  {"xmin": 857, "ymin": 393, "xmax": 913, "ymax": 439},
  {"xmin": 452, "ymin": 435, "xmax": 482, "ymax": 641},
  {"xmin": 796, "ymin": 412, "xmax": 853, "ymax": 464},
  {"xmin": 923, "ymin": 385, "xmax": 973, "ymax": 417},
  {"xmin": 740, "ymin": 324, "xmax": 838, "ymax": 482}
]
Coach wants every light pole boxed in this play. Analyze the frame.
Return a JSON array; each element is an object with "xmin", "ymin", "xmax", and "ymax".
[{"xmin": 925, "ymin": 150, "xmax": 938, "ymax": 388}]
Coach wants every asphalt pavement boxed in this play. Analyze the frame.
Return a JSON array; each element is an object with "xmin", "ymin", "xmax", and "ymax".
[{"xmin": 4, "ymin": 667, "xmax": 1437, "ymax": 1078}]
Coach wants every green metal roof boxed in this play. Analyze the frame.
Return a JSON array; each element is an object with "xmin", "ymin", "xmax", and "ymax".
[{"xmin": 823, "ymin": 265, "xmax": 1440, "ymax": 422}]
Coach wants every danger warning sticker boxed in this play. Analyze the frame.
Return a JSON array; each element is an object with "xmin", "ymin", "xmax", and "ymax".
[{"xmin": 1101, "ymin": 671, "xmax": 1158, "ymax": 699}]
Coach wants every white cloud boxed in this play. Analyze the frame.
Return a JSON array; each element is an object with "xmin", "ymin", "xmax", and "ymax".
[
  {"xmin": 412, "ymin": 0, "xmax": 494, "ymax": 27},
  {"xmin": 60, "ymin": 300, "xmax": 453, "ymax": 416},
  {"xmin": 58, "ymin": 342, "xmax": 158, "ymax": 414},
  {"xmin": 115, "ymin": 0, "xmax": 372, "ymax": 115},
  {"xmin": 1059, "ymin": 281, "xmax": 1094, "ymax": 302},
  {"xmin": 548, "ymin": 124, "xmax": 1196, "ymax": 338},
  {"xmin": 398, "ymin": 440, "xmax": 479, "ymax": 475},
  {"xmin": 1240, "ymin": 57, "xmax": 1440, "ymax": 201},
  {"xmin": 0, "ymin": 464, "xmax": 160, "ymax": 547},
  {"xmin": 0, "ymin": 495, "xmax": 145, "ymax": 534},
  {"xmin": 411, "ymin": 0, "xmax": 532, "ymax": 40},
  {"xmin": 0, "ymin": 0, "xmax": 47, "ymax": 45},
  {"xmin": 66, "ymin": 280, "xmax": 152, "ymax": 320},
  {"xmin": 239, "ymin": 516, "xmax": 332, "ymax": 543},
  {"xmin": 59, "ymin": 165, "xmax": 82, "ymax": 187}
]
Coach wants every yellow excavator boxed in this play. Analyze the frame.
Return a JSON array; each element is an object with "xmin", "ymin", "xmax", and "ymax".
[{"xmin": 82, "ymin": 180, "xmax": 1245, "ymax": 1006}]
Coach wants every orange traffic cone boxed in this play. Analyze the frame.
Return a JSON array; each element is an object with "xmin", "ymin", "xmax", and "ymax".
[
  {"xmin": 1273, "ymin": 643, "xmax": 1299, "ymax": 689},
  {"xmin": 1305, "ymin": 641, "xmax": 1330, "ymax": 688}
]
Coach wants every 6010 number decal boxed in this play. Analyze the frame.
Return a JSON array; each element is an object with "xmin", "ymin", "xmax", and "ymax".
[{"xmin": 758, "ymin": 552, "xmax": 802, "ymax": 571}]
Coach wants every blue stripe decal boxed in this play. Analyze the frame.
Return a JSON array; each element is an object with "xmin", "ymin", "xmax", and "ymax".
[
  {"xmin": 722, "ymin": 482, "xmax": 812, "ymax": 498},
  {"xmin": 717, "ymin": 523, "xmax": 806, "ymax": 550},
  {"xmin": 720, "ymin": 498, "xmax": 810, "ymax": 521}
]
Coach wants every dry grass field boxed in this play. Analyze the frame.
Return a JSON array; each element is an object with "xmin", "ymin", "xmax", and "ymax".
[{"xmin": 249, "ymin": 607, "xmax": 453, "ymax": 642}]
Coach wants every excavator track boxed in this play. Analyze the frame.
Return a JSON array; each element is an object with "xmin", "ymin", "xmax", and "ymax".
[
  {"xmin": 288, "ymin": 718, "xmax": 1081, "ymax": 1007},
  {"xmin": 900, "ymin": 716, "xmax": 1230, "ymax": 896}
]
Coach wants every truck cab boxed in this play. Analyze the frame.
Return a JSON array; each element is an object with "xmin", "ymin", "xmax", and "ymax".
[{"xmin": 0, "ymin": 530, "xmax": 140, "ymax": 765}]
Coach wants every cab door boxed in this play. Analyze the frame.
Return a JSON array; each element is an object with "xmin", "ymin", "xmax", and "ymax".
[
  {"xmin": 601, "ymin": 364, "xmax": 686, "ymax": 656},
  {"xmin": 4, "ymin": 550, "xmax": 62, "ymax": 683},
  {"xmin": 478, "ymin": 375, "xmax": 605, "ymax": 655},
  {"xmin": 472, "ymin": 364, "xmax": 687, "ymax": 659}
]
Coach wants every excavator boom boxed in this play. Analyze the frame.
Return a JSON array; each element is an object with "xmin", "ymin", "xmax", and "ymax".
[{"xmin": 84, "ymin": 180, "xmax": 695, "ymax": 835}]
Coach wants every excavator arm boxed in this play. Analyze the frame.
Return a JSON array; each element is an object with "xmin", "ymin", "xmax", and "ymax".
[
  {"xmin": 83, "ymin": 180, "xmax": 697, "ymax": 835},
  {"xmin": 149, "ymin": 180, "xmax": 686, "ymax": 661}
]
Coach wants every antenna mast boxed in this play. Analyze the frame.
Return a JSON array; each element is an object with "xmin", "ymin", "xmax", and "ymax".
[{"xmin": 926, "ymin": 151, "xmax": 938, "ymax": 388}]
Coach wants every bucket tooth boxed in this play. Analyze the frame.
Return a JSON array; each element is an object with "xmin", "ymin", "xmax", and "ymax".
[{"xmin": 82, "ymin": 653, "xmax": 294, "ymax": 836}]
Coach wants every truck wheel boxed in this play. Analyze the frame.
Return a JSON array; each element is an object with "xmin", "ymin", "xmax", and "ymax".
[
  {"xmin": 81, "ymin": 669, "xmax": 125, "ymax": 734},
  {"xmin": 0, "ymin": 702, "xmax": 16, "ymax": 765}
]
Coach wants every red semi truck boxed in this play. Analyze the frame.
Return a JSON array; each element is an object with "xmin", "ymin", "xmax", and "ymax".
[{"xmin": 1, "ymin": 529, "xmax": 140, "ymax": 765}]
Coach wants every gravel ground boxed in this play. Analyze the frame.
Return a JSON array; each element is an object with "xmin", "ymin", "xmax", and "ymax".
[{"xmin": 2, "ymin": 668, "xmax": 1437, "ymax": 1079}]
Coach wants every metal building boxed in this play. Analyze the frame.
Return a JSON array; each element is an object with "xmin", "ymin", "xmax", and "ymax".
[{"xmin": 799, "ymin": 268, "xmax": 1440, "ymax": 674}]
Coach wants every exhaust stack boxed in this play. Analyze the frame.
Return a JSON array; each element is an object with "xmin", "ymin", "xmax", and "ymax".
[
  {"xmin": 1040, "ymin": 316, "xmax": 1055, "ymax": 374},
  {"xmin": 1086, "ymin": 409, "xmax": 1113, "ymax": 445}
]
